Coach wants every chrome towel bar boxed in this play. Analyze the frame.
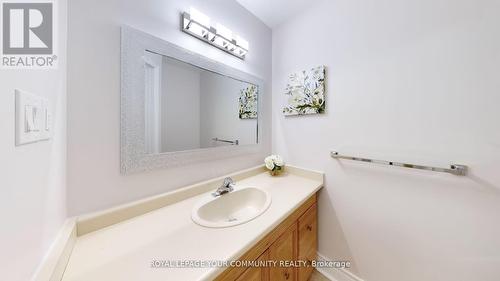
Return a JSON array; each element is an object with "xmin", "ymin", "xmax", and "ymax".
[
  {"xmin": 330, "ymin": 151, "xmax": 467, "ymax": 176},
  {"xmin": 212, "ymin": 138, "xmax": 239, "ymax": 145}
]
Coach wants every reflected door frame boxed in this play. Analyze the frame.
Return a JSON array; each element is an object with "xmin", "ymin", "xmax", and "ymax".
[{"xmin": 143, "ymin": 52, "xmax": 163, "ymax": 154}]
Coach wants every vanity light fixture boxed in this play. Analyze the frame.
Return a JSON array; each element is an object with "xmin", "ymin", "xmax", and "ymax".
[{"xmin": 182, "ymin": 8, "xmax": 249, "ymax": 59}]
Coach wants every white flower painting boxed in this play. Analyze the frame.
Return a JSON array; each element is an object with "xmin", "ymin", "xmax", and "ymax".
[
  {"xmin": 239, "ymin": 84, "xmax": 258, "ymax": 119},
  {"xmin": 283, "ymin": 65, "xmax": 326, "ymax": 116}
]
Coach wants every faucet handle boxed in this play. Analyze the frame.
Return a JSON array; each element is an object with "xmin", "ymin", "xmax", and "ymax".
[{"xmin": 222, "ymin": 177, "xmax": 234, "ymax": 187}]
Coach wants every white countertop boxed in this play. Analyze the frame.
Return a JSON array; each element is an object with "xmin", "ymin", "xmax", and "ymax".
[{"xmin": 62, "ymin": 170, "xmax": 323, "ymax": 281}]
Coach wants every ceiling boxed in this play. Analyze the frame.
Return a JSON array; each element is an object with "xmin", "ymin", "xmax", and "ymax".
[{"xmin": 235, "ymin": 0, "xmax": 314, "ymax": 29}]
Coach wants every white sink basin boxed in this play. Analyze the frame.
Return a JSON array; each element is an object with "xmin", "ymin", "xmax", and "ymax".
[{"xmin": 192, "ymin": 187, "xmax": 272, "ymax": 228}]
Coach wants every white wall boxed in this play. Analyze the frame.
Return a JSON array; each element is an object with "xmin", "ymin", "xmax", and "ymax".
[
  {"xmin": 199, "ymin": 72, "xmax": 258, "ymax": 148},
  {"xmin": 0, "ymin": 1, "xmax": 68, "ymax": 280},
  {"xmin": 162, "ymin": 57, "xmax": 201, "ymax": 152},
  {"xmin": 272, "ymin": 0, "xmax": 500, "ymax": 281},
  {"xmin": 67, "ymin": 0, "xmax": 272, "ymax": 215}
]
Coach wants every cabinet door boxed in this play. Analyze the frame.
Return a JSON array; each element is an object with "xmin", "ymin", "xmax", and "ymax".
[
  {"xmin": 235, "ymin": 250, "xmax": 269, "ymax": 281},
  {"xmin": 298, "ymin": 204, "xmax": 317, "ymax": 281},
  {"xmin": 269, "ymin": 223, "xmax": 297, "ymax": 281}
]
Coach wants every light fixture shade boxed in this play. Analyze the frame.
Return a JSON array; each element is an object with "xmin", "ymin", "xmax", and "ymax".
[
  {"xmin": 236, "ymin": 35, "xmax": 249, "ymax": 50},
  {"xmin": 212, "ymin": 36, "xmax": 224, "ymax": 47},
  {"xmin": 236, "ymin": 47, "xmax": 248, "ymax": 57},
  {"xmin": 216, "ymin": 23, "xmax": 233, "ymax": 41},
  {"xmin": 189, "ymin": 7, "xmax": 210, "ymax": 27},
  {"xmin": 188, "ymin": 22, "xmax": 209, "ymax": 38}
]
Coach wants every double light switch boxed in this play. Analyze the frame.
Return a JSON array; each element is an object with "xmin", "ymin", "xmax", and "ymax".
[{"xmin": 15, "ymin": 89, "xmax": 52, "ymax": 146}]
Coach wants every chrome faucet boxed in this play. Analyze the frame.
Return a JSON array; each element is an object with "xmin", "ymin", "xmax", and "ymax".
[{"xmin": 212, "ymin": 177, "xmax": 235, "ymax": 197}]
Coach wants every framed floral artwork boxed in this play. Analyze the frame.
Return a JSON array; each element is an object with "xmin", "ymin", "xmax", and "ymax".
[
  {"xmin": 283, "ymin": 65, "xmax": 326, "ymax": 116},
  {"xmin": 239, "ymin": 84, "xmax": 258, "ymax": 119}
]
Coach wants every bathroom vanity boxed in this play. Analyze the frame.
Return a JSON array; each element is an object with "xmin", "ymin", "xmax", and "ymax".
[{"xmin": 53, "ymin": 166, "xmax": 323, "ymax": 281}]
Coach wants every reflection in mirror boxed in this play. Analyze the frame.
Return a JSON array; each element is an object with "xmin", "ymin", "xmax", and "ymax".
[{"xmin": 143, "ymin": 50, "xmax": 258, "ymax": 154}]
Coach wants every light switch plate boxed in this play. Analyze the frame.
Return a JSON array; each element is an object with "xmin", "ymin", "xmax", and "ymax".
[{"xmin": 15, "ymin": 89, "xmax": 50, "ymax": 146}]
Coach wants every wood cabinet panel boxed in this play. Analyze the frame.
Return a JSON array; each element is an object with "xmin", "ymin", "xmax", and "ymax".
[
  {"xmin": 269, "ymin": 223, "xmax": 297, "ymax": 281},
  {"xmin": 298, "ymin": 204, "xmax": 317, "ymax": 281},
  {"xmin": 235, "ymin": 250, "xmax": 269, "ymax": 281}
]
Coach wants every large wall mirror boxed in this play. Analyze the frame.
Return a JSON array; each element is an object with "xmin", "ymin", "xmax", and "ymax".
[{"xmin": 121, "ymin": 26, "xmax": 263, "ymax": 174}]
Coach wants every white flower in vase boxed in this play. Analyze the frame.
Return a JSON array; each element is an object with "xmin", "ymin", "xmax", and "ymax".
[
  {"xmin": 265, "ymin": 157, "xmax": 275, "ymax": 170},
  {"xmin": 264, "ymin": 155, "xmax": 285, "ymax": 176}
]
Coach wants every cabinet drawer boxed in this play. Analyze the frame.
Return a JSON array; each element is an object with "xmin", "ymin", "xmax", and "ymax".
[{"xmin": 298, "ymin": 204, "xmax": 317, "ymax": 281}]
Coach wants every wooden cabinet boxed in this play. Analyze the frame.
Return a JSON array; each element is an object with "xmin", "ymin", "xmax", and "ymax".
[
  {"xmin": 215, "ymin": 194, "xmax": 318, "ymax": 281},
  {"xmin": 269, "ymin": 224, "xmax": 297, "ymax": 281},
  {"xmin": 298, "ymin": 203, "xmax": 317, "ymax": 281},
  {"xmin": 235, "ymin": 250, "xmax": 269, "ymax": 281}
]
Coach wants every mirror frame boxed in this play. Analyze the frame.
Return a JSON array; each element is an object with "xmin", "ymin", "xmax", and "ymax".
[{"xmin": 121, "ymin": 26, "xmax": 264, "ymax": 174}]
